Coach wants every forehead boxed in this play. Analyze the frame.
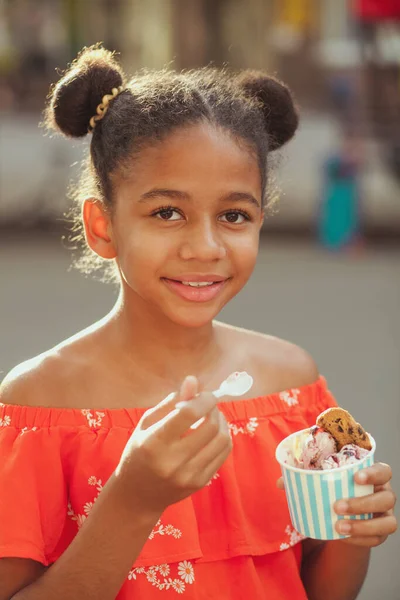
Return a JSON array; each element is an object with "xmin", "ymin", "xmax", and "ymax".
[{"xmin": 116, "ymin": 122, "xmax": 262, "ymax": 197}]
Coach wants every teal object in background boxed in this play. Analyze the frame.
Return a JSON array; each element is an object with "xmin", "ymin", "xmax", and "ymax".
[{"xmin": 318, "ymin": 155, "xmax": 361, "ymax": 250}]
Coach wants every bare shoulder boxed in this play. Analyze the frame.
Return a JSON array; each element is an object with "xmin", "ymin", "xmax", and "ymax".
[
  {"xmin": 254, "ymin": 332, "xmax": 319, "ymax": 388},
  {"xmin": 0, "ymin": 351, "xmax": 64, "ymax": 407},
  {"xmin": 217, "ymin": 322, "xmax": 319, "ymax": 395},
  {"xmin": 0, "ymin": 321, "xmax": 109, "ymax": 408}
]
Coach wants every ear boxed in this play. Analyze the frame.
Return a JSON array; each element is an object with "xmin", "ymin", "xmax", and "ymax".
[{"xmin": 82, "ymin": 199, "xmax": 117, "ymax": 259}]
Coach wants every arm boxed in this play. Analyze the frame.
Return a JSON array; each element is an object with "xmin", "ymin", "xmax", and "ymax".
[
  {"xmin": 10, "ymin": 474, "xmax": 161, "ymax": 600},
  {"xmin": 0, "ymin": 369, "xmax": 159, "ymax": 600},
  {"xmin": 4, "ymin": 375, "xmax": 232, "ymax": 600},
  {"xmin": 301, "ymin": 539, "xmax": 370, "ymax": 600}
]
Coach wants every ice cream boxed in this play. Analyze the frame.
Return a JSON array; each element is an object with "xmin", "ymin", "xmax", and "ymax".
[
  {"xmin": 321, "ymin": 444, "xmax": 370, "ymax": 469},
  {"xmin": 286, "ymin": 408, "xmax": 372, "ymax": 471},
  {"xmin": 300, "ymin": 426, "xmax": 338, "ymax": 469},
  {"xmin": 276, "ymin": 407, "xmax": 375, "ymax": 540}
]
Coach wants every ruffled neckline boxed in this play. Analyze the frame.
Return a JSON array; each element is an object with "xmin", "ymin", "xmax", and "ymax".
[{"xmin": 0, "ymin": 376, "xmax": 327, "ymax": 429}]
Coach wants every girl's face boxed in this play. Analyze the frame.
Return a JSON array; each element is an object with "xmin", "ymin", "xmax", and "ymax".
[{"xmin": 109, "ymin": 122, "xmax": 264, "ymax": 328}]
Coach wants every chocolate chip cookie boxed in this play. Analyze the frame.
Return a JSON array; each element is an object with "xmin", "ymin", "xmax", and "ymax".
[{"xmin": 316, "ymin": 407, "xmax": 372, "ymax": 451}]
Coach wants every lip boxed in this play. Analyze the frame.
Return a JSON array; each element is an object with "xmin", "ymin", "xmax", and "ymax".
[
  {"xmin": 162, "ymin": 277, "xmax": 229, "ymax": 303},
  {"xmin": 168, "ymin": 274, "xmax": 228, "ymax": 283}
]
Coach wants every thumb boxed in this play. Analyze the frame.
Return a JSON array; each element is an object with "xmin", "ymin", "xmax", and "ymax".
[
  {"xmin": 140, "ymin": 376, "xmax": 199, "ymax": 429},
  {"xmin": 178, "ymin": 375, "xmax": 199, "ymax": 403}
]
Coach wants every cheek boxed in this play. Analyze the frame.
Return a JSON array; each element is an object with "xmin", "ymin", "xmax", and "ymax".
[
  {"xmin": 230, "ymin": 234, "xmax": 259, "ymax": 273},
  {"xmin": 116, "ymin": 226, "xmax": 172, "ymax": 282}
]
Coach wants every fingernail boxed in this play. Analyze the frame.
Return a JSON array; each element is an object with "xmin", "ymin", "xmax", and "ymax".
[
  {"xmin": 175, "ymin": 401, "xmax": 189, "ymax": 410},
  {"xmin": 357, "ymin": 471, "xmax": 368, "ymax": 483},
  {"xmin": 338, "ymin": 521, "xmax": 351, "ymax": 534},
  {"xmin": 336, "ymin": 500, "xmax": 349, "ymax": 514}
]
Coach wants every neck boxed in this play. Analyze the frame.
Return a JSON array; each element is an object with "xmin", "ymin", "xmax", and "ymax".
[{"xmin": 104, "ymin": 290, "xmax": 223, "ymax": 387}]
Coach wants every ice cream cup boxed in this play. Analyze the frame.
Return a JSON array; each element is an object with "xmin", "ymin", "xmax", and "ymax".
[{"xmin": 275, "ymin": 428, "xmax": 376, "ymax": 540}]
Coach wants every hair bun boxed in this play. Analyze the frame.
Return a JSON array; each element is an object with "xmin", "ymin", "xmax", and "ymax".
[
  {"xmin": 237, "ymin": 71, "xmax": 299, "ymax": 151},
  {"xmin": 45, "ymin": 45, "xmax": 125, "ymax": 138}
]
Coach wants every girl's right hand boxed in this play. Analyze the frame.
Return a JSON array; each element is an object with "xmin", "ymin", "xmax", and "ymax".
[{"xmin": 112, "ymin": 376, "xmax": 232, "ymax": 515}]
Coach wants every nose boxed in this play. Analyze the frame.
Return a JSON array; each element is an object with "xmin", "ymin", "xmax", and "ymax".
[{"xmin": 178, "ymin": 219, "xmax": 227, "ymax": 262}]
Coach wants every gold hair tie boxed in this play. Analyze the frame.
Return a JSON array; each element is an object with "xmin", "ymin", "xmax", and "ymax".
[{"xmin": 88, "ymin": 85, "xmax": 124, "ymax": 131}]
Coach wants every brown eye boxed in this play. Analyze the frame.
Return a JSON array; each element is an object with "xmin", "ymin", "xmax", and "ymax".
[
  {"xmin": 220, "ymin": 211, "xmax": 249, "ymax": 224},
  {"xmin": 154, "ymin": 207, "xmax": 182, "ymax": 221},
  {"xmin": 159, "ymin": 208, "xmax": 174, "ymax": 220}
]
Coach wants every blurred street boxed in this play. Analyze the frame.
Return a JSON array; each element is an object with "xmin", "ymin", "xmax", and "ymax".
[
  {"xmin": 1, "ymin": 233, "xmax": 399, "ymax": 600},
  {"xmin": 1, "ymin": 112, "xmax": 399, "ymax": 230}
]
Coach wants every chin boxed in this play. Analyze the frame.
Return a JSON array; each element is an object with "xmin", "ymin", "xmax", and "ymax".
[
  {"xmin": 154, "ymin": 281, "xmax": 237, "ymax": 329},
  {"xmin": 165, "ymin": 304, "xmax": 223, "ymax": 329}
]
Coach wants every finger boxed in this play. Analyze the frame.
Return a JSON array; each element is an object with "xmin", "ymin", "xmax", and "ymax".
[
  {"xmin": 335, "ymin": 490, "xmax": 396, "ymax": 516},
  {"xmin": 176, "ymin": 377, "xmax": 206, "ymax": 430},
  {"xmin": 374, "ymin": 483, "xmax": 389, "ymax": 494},
  {"xmin": 179, "ymin": 407, "xmax": 224, "ymax": 458},
  {"xmin": 185, "ymin": 428, "xmax": 232, "ymax": 488},
  {"xmin": 179, "ymin": 375, "xmax": 199, "ymax": 403},
  {"xmin": 354, "ymin": 463, "xmax": 392, "ymax": 486},
  {"xmin": 200, "ymin": 443, "xmax": 232, "ymax": 487},
  {"xmin": 141, "ymin": 376, "xmax": 199, "ymax": 430},
  {"xmin": 161, "ymin": 391, "xmax": 219, "ymax": 440},
  {"xmin": 335, "ymin": 514, "xmax": 397, "ymax": 538},
  {"xmin": 276, "ymin": 477, "xmax": 284, "ymax": 490},
  {"xmin": 341, "ymin": 535, "xmax": 386, "ymax": 548},
  {"xmin": 190, "ymin": 420, "xmax": 232, "ymax": 474}
]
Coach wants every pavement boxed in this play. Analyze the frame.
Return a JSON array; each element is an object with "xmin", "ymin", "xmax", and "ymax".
[{"xmin": 1, "ymin": 233, "xmax": 399, "ymax": 599}]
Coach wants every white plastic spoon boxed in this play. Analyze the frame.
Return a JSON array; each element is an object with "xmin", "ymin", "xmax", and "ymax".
[
  {"xmin": 187, "ymin": 371, "xmax": 254, "ymax": 430},
  {"xmin": 212, "ymin": 371, "xmax": 254, "ymax": 398}
]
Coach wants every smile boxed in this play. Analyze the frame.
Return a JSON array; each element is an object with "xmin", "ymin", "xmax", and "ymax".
[{"xmin": 161, "ymin": 277, "xmax": 229, "ymax": 303}]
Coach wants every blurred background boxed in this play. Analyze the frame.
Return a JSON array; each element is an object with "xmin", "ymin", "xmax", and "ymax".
[{"xmin": 0, "ymin": 1, "xmax": 399, "ymax": 598}]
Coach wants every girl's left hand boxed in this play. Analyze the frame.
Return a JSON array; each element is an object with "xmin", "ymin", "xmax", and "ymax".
[
  {"xmin": 277, "ymin": 462, "xmax": 397, "ymax": 548},
  {"xmin": 333, "ymin": 462, "xmax": 397, "ymax": 547}
]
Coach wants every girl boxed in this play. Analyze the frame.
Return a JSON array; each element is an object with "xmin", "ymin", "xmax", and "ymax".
[{"xmin": 0, "ymin": 46, "xmax": 396, "ymax": 600}]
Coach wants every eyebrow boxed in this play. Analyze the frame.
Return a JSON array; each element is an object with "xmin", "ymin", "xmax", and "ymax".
[{"xmin": 139, "ymin": 188, "xmax": 260, "ymax": 207}]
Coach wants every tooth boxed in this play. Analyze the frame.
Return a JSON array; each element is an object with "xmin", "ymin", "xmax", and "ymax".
[{"xmin": 182, "ymin": 282, "xmax": 213, "ymax": 287}]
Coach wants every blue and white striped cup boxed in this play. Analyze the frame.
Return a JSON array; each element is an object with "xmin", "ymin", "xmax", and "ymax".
[{"xmin": 275, "ymin": 429, "xmax": 376, "ymax": 540}]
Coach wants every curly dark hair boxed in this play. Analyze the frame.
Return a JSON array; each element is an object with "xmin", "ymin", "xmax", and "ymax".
[{"xmin": 44, "ymin": 44, "xmax": 299, "ymax": 278}]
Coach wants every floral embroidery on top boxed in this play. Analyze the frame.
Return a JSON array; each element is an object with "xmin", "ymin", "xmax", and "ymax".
[
  {"xmin": 68, "ymin": 474, "xmax": 194, "ymax": 593},
  {"xmin": 279, "ymin": 525, "xmax": 306, "ymax": 551},
  {"xmin": 178, "ymin": 561, "xmax": 195, "ymax": 584},
  {"xmin": 228, "ymin": 417, "xmax": 259, "ymax": 437},
  {"xmin": 0, "ymin": 415, "xmax": 11, "ymax": 427},
  {"xmin": 81, "ymin": 409, "xmax": 106, "ymax": 428},
  {"xmin": 279, "ymin": 389, "xmax": 300, "ymax": 407},
  {"xmin": 68, "ymin": 477, "xmax": 184, "ymax": 542},
  {"xmin": 149, "ymin": 519, "xmax": 182, "ymax": 540},
  {"xmin": 67, "ymin": 475, "xmax": 103, "ymax": 528},
  {"xmin": 206, "ymin": 472, "xmax": 220, "ymax": 486},
  {"xmin": 128, "ymin": 560, "xmax": 195, "ymax": 593},
  {"xmin": 20, "ymin": 427, "xmax": 38, "ymax": 435}
]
